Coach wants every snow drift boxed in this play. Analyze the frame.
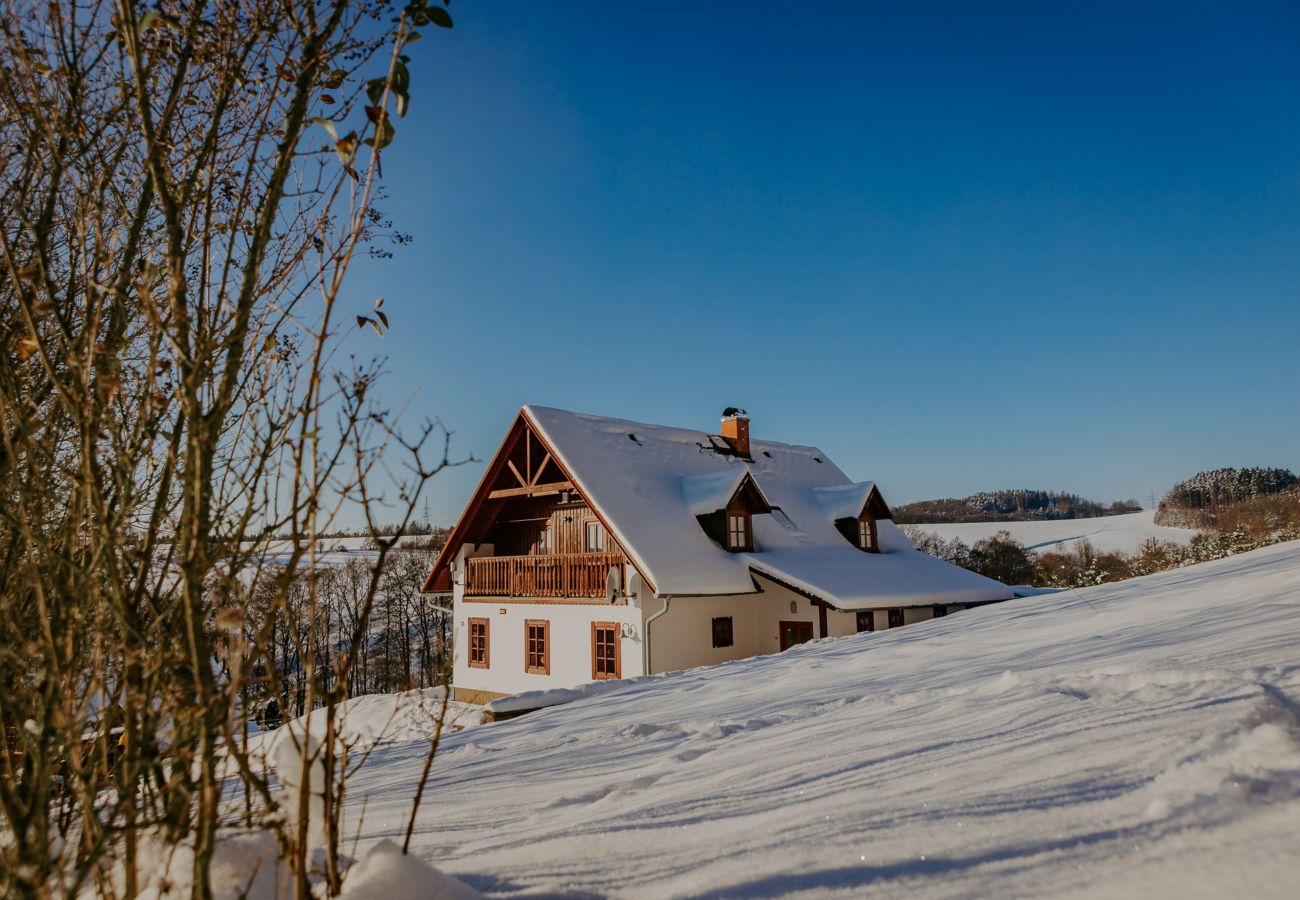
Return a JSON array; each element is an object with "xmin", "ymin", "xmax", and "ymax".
[{"xmin": 345, "ymin": 539, "xmax": 1300, "ymax": 897}]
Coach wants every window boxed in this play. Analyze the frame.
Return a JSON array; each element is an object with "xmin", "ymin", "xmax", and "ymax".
[
  {"xmin": 712, "ymin": 616, "xmax": 734, "ymax": 648},
  {"xmin": 887, "ymin": 609, "xmax": 904, "ymax": 629},
  {"xmin": 855, "ymin": 611, "xmax": 875, "ymax": 633},
  {"xmin": 857, "ymin": 517, "xmax": 878, "ymax": 552},
  {"xmin": 933, "ymin": 605, "xmax": 949, "ymax": 618},
  {"xmin": 525, "ymin": 619, "xmax": 550, "ymax": 674},
  {"xmin": 592, "ymin": 622, "xmax": 620, "ymax": 679},
  {"xmin": 727, "ymin": 513, "xmax": 750, "ymax": 551},
  {"xmin": 537, "ymin": 526, "xmax": 553, "ymax": 555},
  {"xmin": 468, "ymin": 617, "xmax": 490, "ymax": 668},
  {"xmin": 585, "ymin": 521, "xmax": 604, "ymax": 552}
]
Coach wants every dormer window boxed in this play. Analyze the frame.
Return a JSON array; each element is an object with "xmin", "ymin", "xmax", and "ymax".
[
  {"xmin": 828, "ymin": 483, "xmax": 892, "ymax": 553},
  {"xmin": 857, "ymin": 516, "xmax": 879, "ymax": 553},
  {"xmin": 727, "ymin": 512, "xmax": 751, "ymax": 551},
  {"xmin": 685, "ymin": 469, "xmax": 770, "ymax": 554}
]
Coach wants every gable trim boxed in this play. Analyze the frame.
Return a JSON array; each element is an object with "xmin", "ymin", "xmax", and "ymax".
[{"xmin": 421, "ymin": 409, "xmax": 656, "ymax": 597}]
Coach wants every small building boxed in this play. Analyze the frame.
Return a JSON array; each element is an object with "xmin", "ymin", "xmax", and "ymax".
[{"xmin": 422, "ymin": 406, "xmax": 1013, "ymax": 704}]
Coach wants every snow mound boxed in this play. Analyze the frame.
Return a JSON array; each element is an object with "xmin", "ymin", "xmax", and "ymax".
[
  {"xmin": 106, "ymin": 830, "xmax": 280, "ymax": 900},
  {"xmin": 103, "ymin": 832, "xmax": 480, "ymax": 900},
  {"xmin": 250, "ymin": 687, "xmax": 483, "ymax": 759},
  {"xmin": 340, "ymin": 840, "xmax": 481, "ymax": 900}
]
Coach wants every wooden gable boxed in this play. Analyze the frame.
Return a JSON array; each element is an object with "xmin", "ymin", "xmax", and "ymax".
[{"xmin": 420, "ymin": 410, "xmax": 646, "ymax": 594}]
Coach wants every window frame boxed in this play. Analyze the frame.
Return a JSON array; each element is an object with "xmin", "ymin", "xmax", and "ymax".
[
  {"xmin": 591, "ymin": 621, "xmax": 620, "ymax": 680},
  {"xmin": 857, "ymin": 516, "xmax": 879, "ymax": 552},
  {"xmin": 712, "ymin": 615, "xmax": 734, "ymax": 648},
  {"xmin": 585, "ymin": 520, "xmax": 604, "ymax": 553},
  {"xmin": 537, "ymin": 526, "xmax": 553, "ymax": 555},
  {"xmin": 468, "ymin": 617, "xmax": 490, "ymax": 669},
  {"xmin": 525, "ymin": 619, "xmax": 550, "ymax": 675},
  {"xmin": 726, "ymin": 511, "xmax": 752, "ymax": 551}
]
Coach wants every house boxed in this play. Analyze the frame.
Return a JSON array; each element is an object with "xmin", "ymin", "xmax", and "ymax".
[{"xmin": 422, "ymin": 406, "xmax": 1014, "ymax": 704}]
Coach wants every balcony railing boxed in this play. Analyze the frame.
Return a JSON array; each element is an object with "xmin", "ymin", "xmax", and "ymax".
[{"xmin": 464, "ymin": 552, "xmax": 625, "ymax": 599}]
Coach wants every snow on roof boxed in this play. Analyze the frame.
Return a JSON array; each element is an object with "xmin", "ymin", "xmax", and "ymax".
[
  {"xmin": 680, "ymin": 469, "xmax": 767, "ymax": 516},
  {"xmin": 523, "ymin": 406, "xmax": 1011, "ymax": 608},
  {"xmin": 811, "ymin": 481, "xmax": 878, "ymax": 522}
]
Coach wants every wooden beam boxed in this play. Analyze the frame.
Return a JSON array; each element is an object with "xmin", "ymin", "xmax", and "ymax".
[
  {"xmin": 530, "ymin": 452, "xmax": 553, "ymax": 486},
  {"xmin": 488, "ymin": 480, "xmax": 574, "ymax": 500},
  {"xmin": 507, "ymin": 459, "xmax": 527, "ymax": 487}
]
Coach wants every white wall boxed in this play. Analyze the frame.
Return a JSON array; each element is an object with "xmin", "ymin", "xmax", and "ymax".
[
  {"xmin": 644, "ymin": 579, "xmax": 827, "ymax": 674},
  {"xmin": 450, "ymin": 540, "xmax": 976, "ymax": 696},
  {"xmin": 452, "ymin": 599, "xmax": 644, "ymax": 698}
]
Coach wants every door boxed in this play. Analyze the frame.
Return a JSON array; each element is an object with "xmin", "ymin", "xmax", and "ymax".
[{"xmin": 779, "ymin": 620, "xmax": 815, "ymax": 651}]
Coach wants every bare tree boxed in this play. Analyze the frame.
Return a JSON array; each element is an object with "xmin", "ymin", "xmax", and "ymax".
[{"xmin": 0, "ymin": 0, "xmax": 457, "ymax": 896}]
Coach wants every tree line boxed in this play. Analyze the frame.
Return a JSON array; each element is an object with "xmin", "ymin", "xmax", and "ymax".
[
  {"xmin": 245, "ymin": 548, "xmax": 450, "ymax": 729},
  {"xmin": 907, "ymin": 483, "xmax": 1300, "ymax": 589},
  {"xmin": 895, "ymin": 489, "xmax": 1141, "ymax": 524}
]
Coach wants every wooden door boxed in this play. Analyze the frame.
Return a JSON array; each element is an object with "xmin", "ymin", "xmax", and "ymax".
[{"xmin": 779, "ymin": 620, "xmax": 814, "ymax": 651}]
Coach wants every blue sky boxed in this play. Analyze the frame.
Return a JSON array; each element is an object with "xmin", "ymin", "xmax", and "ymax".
[{"xmin": 349, "ymin": 1, "xmax": 1300, "ymax": 525}]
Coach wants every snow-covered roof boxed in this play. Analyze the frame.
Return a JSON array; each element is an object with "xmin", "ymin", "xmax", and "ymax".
[
  {"xmin": 523, "ymin": 406, "xmax": 1012, "ymax": 609},
  {"xmin": 680, "ymin": 469, "xmax": 769, "ymax": 516},
  {"xmin": 811, "ymin": 481, "xmax": 879, "ymax": 522}
]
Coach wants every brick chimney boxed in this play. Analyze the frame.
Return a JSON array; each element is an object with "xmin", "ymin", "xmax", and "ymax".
[{"xmin": 720, "ymin": 407, "xmax": 750, "ymax": 458}]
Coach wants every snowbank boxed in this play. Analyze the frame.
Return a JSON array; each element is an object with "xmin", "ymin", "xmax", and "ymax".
[
  {"xmin": 248, "ymin": 687, "xmax": 483, "ymax": 758},
  {"xmin": 485, "ymin": 675, "xmax": 653, "ymax": 715},
  {"xmin": 104, "ymin": 831, "xmax": 479, "ymax": 900}
]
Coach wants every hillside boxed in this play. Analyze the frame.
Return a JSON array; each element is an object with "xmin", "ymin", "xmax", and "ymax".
[
  {"xmin": 912, "ymin": 509, "xmax": 1195, "ymax": 555},
  {"xmin": 895, "ymin": 490, "xmax": 1140, "ymax": 524},
  {"xmin": 341, "ymin": 540, "xmax": 1300, "ymax": 897}
]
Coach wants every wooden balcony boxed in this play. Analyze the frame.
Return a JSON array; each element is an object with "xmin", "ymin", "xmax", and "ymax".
[{"xmin": 464, "ymin": 552, "xmax": 625, "ymax": 599}]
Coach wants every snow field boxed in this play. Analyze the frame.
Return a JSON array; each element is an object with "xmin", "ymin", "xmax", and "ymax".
[{"xmin": 341, "ymin": 540, "xmax": 1300, "ymax": 897}]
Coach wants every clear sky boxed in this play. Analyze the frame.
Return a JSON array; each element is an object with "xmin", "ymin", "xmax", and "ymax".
[{"xmin": 348, "ymin": 1, "xmax": 1300, "ymax": 525}]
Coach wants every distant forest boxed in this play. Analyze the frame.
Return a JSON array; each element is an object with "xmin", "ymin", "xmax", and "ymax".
[
  {"xmin": 894, "ymin": 490, "xmax": 1141, "ymax": 524},
  {"xmin": 1155, "ymin": 467, "xmax": 1298, "ymax": 528}
]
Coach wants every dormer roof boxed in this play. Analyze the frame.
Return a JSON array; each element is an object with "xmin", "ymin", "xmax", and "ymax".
[
  {"xmin": 811, "ymin": 481, "xmax": 892, "ymax": 523},
  {"xmin": 681, "ymin": 470, "xmax": 772, "ymax": 517}
]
